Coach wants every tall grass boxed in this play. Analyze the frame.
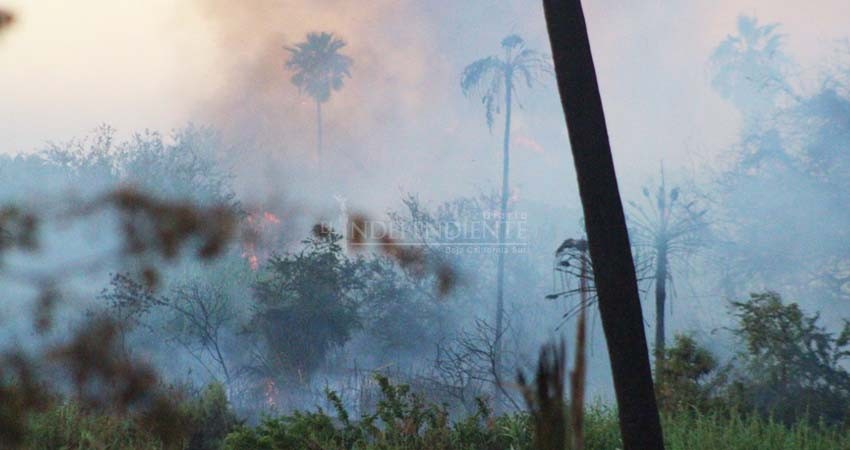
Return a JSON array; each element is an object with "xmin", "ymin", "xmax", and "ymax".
[
  {"xmin": 661, "ymin": 411, "xmax": 850, "ymax": 450},
  {"xmin": 14, "ymin": 396, "xmax": 850, "ymax": 449},
  {"xmin": 585, "ymin": 407, "xmax": 850, "ymax": 450},
  {"xmin": 23, "ymin": 403, "xmax": 168, "ymax": 450}
]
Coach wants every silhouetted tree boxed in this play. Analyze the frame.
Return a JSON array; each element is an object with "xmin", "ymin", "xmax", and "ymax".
[
  {"xmin": 628, "ymin": 169, "xmax": 708, "ymax": 365},
  {"xmin": 285, "ymin": 32, "xmax": 353, "ymax": 161},
  {"xmin": 731, "ymin": 292, "xmax": 850, "ymax": 424},
  {"xmin": 711, "ymin": 16, "xmax": 793, "ymax": 126},
  {"xmin": 712, "ymin": 19, "xmax": 850, "ymax": 305},
  {"xmin": 461, "ymin": 34, "xmax": 549, "ymax": 393},
  {"xmin": 101, "ymin": 275, "xmax": 242, "ymax": 393},
  {"xmin": 542, "ymin": 0, "xmax": 664, "ymax": 448},
  {"xmin": 249, "ymin": 233, "xmax": 362, "ymax": 383}
]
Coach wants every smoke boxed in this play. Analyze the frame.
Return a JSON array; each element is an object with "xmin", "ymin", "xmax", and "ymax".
[
  {"xmin": 179, "ymin": 0, "xmax": 850, "ymax": 401},
  {"xmin": 193, "ymin": 0, "xmax": 461, "ymax": 208},
  {"xmin": 3, "ymin": 0, "xmax": 850, "ymax": 409}
]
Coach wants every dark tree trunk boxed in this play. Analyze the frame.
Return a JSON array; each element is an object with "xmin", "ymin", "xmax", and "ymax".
[
  {"xmin": 571, "ymin": 251, "xmax": 589, "ymax": 450},
  {"xmin": 541, "ymin": 1, "xmax": 665, "ymax": 449},
  {"xmin": 493, "ymin": 69, "xmax": 513, "ymax": 407},
  {"xmin": 654, "ymin": 245, "xmax": 668, "ymax": 364}
]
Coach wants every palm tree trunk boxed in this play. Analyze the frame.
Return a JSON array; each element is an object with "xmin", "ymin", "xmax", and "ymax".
[
  {"xmin": 542, "ymin": 1, "xmax": 665, "ymax": 449},
  {"xmin": 493, "ymin": 70, "xmax": 513, "ymax": 408},
  {"xmin": 572, "ymin": 251, "xmax": 589, "ymax": 450},
  {"xmin": 316, "ymin": 100, "xmax": 323, "ymax": 162},
  {"xmin": 654, "ymin": 245, "xmax": 668, "ymax": 367}
]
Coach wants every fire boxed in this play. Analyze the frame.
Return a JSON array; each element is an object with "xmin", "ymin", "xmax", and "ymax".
[
  {"xmin": 247, "ymin": 254, "xmax": 259, "ymax": 271},
  {"xmin": 242, "ymin": 210, "xmax": 284, "ymax": 270},
  {"xmin": 263, "ymin": 211, "xmax": 281, "ymax": 224},
  {"xmin": 264, "ymin": 378, "xmax": 279, "ymax": 409}
]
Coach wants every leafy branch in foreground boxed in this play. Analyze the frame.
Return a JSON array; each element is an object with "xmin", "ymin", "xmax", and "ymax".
[
  {"xmin": 0, "ymin": 185, "xmax": 242, "ymax": 447},
  {"xmin": 0, "ymin": 9, "xmax": 13, "ymax": 35},
  {"xmin": 519, "ymin": 341, "xmax": 567, "ymax": 450}
]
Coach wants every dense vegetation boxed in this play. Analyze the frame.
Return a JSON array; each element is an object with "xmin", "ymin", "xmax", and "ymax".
[
  {"xmin": 15, "ymin": 377, "xmax": 850, "ymax": 450},
  {"xmin": 11, "ymin": 290, "xmax": 850, "ymax": 449}
]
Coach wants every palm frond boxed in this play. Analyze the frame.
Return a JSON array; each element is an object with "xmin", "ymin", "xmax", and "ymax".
[
  {"xmin": 284, "ymin": 31, "xmax": 353, "ymax": 103},
  {"xmin": 461, "ymin": 56, "xmax": 503, "ymax": 130},
  {"xmin": 460, "ymin": 56, "xmax": 502, "ymax": 95},
  {"xmin": 462, "ymin": 35, "xmax": 551, "ymax": 129},
  {"xmin": 501, "ymin": 34, "xmax": 525, "ymax": 50}
]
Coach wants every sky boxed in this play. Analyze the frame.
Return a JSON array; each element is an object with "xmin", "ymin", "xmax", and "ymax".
[{"xmin": 1, "ymin": 0, "xmax": 849, "ymax": 212}]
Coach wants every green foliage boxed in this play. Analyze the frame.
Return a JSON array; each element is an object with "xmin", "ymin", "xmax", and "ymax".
[
  {"xmin": 660, "ymin": 411, "xmax": 850, "ymax": 450},
  {"xmin": 184, "ymin": 383, "xmax": 240, "ymax": 450},
  {"xmin": 356, "ymin": 255, "xmax": 446, "ymax": 355},
  {"xmin": 729, "ymin": 291, "xmax": 850, "ymax": 424},
  {"xmin": 654, "ymin": 293, "xmax": 850, "ymax": 424},
  {"xmin": 223, "ymin": 375, "xmax": 523, "ymax": 450},
  {"xmin": 656, "ymin": 334, "xmax": 725, "ymax": 412},
  {"xmin": 248, "ymin": 231, "xmax": 446, "ymax": 383},
  {"xmin": 582, "ymin": 406, "xmax": 621, "ymax": 450},
  {"xmin": 22, "ymin": 402, "xmax": 178, "ymax": 450},
  {"xmin": 250, "ymin": 233, "xmax": 363, "ymax": 381},
  {"xmin": 222, "ymin": 377, "xmax": 850, "ymax": 450},
  {"xmin": 13, "ymin": 381, "xmax": 850, "ymax": 450},
  {"xmin": 15, "ymin": 383, "xmax": 238, "ymax": 450}
]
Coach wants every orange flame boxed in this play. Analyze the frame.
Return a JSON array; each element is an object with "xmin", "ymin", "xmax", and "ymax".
[
  {"xmin": 242, "ymin": 210, "xmax": 284, "ymax": 270},
  {"xmin": 263, "ymin": 211, "xmax": 281, "ymax": 224},
  {"xmin": 264, "ymin": 378, "xmax": 278, "ymax": 409}
]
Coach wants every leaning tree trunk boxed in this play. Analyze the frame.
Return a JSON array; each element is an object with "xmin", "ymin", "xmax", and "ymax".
[
  {"xmin": 541, "ymin": 1, "xmax": 665, "ymax": 449},
  {"xmin": 493, "ymin": 69, "xmax": 513, "ymax": 407}
]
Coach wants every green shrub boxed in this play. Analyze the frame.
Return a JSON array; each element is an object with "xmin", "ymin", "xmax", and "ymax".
[
  {"xmin": 23, "ymin": 403, "xmax": 174, "ymax": 450},
  {"xmin": 16, "ymin": 382, "xmax": 239, "ymax": 450},
  {"xmin": 184, "ymin": 383, "xmax": 240, "ymax": 450},
  {"xmin": 222, "ymin": 375, "xmax": 530, "ymax": 450},
  {"xmin": 730, "ymin": 292, "xmax": 850, "ymax": 424},
  {"xmin": 656, "ymin": 334, "xmax": 726, "ymax": 413},
  {"xmin": 249, "ymin": 234, "xmax": 363, "ymax": 382},
  {"xmin": 661, "ymin": 410, "xmax": 850, "ymax": 450},
  {"xmin": 222, "ymin": 391, "xmax": 850, "ymax": 450}
]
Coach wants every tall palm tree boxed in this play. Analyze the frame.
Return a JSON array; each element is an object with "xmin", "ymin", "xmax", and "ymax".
[
  {"xmin": 628, "ymin": 169, "xmax": 708, "ymax": 368},
  {"xmin": 461, "ymin": 35, "xmax": 549, "ymax": 396},
  {"xmin": 285, "ymin": 32, "xmax": 353, "ymax": 161},
  {"xmin": 542, "ymin": 0, "xmax": 664, "ymax": 448}
]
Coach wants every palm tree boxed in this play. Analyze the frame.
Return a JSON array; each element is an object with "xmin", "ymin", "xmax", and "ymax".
[
  {"xmin": 285, "ymin": 32, "xmax": 353, "ymax": 161},
  {"xmin": 628, "ymin": 169, "xmax": 708, "ymax": 368},
  {"xmin": 542, "ymin": 0, "xmax": 664, "ymax": 448},
  {"xmin": 461, "ymin": 35, "xmax": 549, "ymax": 396}
]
